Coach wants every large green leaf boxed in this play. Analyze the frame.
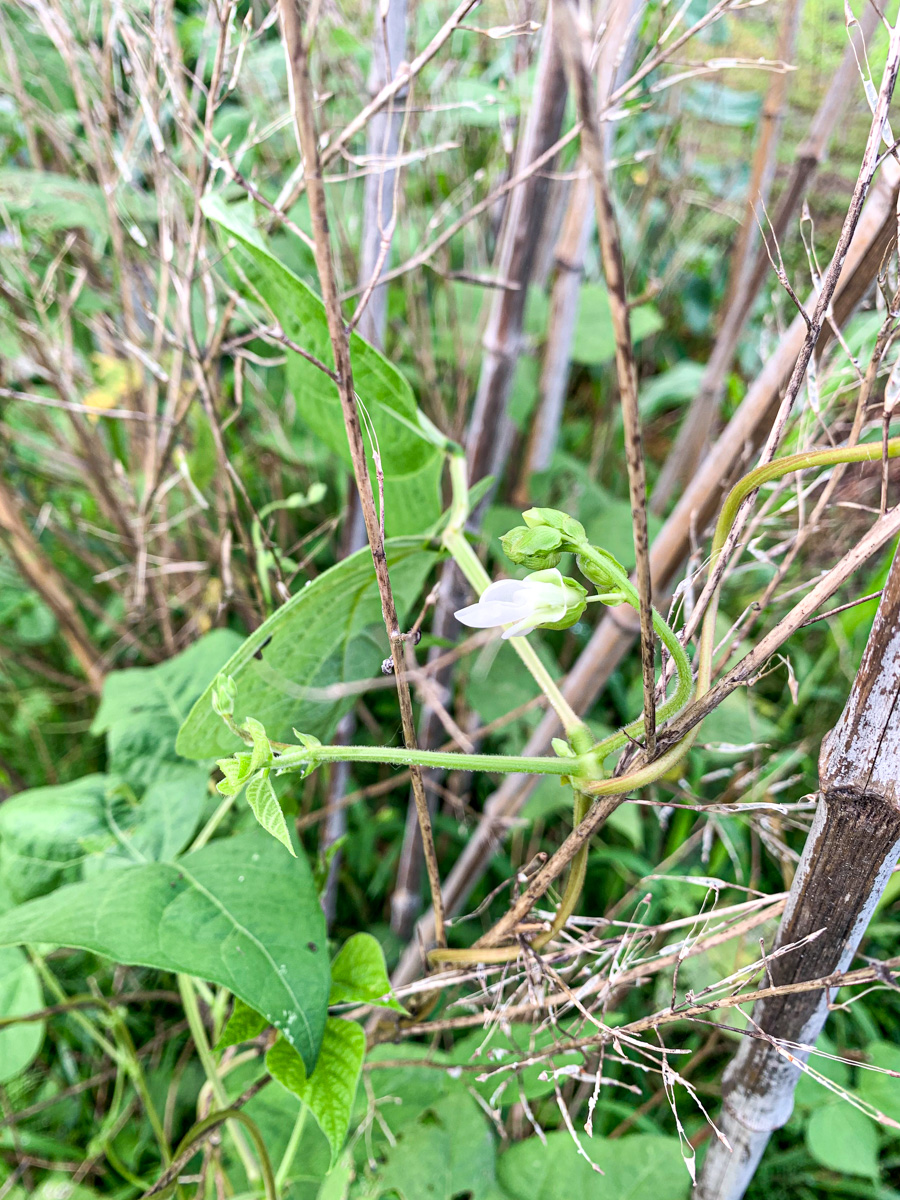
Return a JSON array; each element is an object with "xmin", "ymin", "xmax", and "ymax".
[
  {"xmin": 92, "ymin": 628, "xmax": 243, "ymax": 786},
  {"xmin": 202, "ymin": 195, "xmax": 444, "ymax": 535},
  {"xmin": 0, "ymin": 834, "xmax": 329, "ymax": 1072},
  {"xmin": 175, "ymin": 539, "xmax": 438, "ymax": 760},
  {"xmin": 0, "ymin": 770, "xmax": 206, "ymax": 902},
  {"xmin": 0, "ymin": 946, "xmax": 44, "ymax": 1083},
  {"xmin": 497, "ymin": 1133, "xmax": 689, "ymax": 1200}
]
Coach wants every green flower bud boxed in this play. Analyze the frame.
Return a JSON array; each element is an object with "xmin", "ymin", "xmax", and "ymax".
[
  {"xmin": 575, "ymin": 547, "xmax": 629, "ymax": 596},
  {"xmin": 521, "ymin": 507, "xmax": 586, "ymax": 544},
  {"xmin": 500, "ymin": 524, "xmax": 564, "ymax": 569},
  {"xmin": 211, "ymin": 673, "xmax": 237, "ymax": 718}
]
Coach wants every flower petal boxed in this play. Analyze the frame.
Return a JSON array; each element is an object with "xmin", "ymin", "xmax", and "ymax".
[
  {"xmin": 480, "ymin": 579, "xmax": 524, "ymax": 604},
  {"xmin": 519, "ymin": 581, "xmax": 565, "ymax": 607},
  {"xmin": 455, "ymin": 599, "xmax": 531, "ymax": 629},
  {"xmin": 502, "ymin": 618, "xmax": 536, "ymax": 639}
]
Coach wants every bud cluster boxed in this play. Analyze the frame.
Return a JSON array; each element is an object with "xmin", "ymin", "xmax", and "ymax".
[{"xmin": 501, "ymin": 507, "xmax": 632, "ymax": 600}]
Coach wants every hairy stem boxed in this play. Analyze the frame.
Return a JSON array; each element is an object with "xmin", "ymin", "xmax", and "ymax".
[{"xmin": 276, "ymin": 743, "xmax": 581, "ymax": 777}]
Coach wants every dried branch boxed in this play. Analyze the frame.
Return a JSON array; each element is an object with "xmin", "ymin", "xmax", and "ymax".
[
  {"xmin": 278, "ymin": 0, "xmax": 446, "ymax": 946},
  {"xmin": 556, "ymin": 0, "xmax": 658, "ymax": 753}
]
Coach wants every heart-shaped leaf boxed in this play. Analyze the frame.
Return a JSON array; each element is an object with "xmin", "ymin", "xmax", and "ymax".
[
  {"xmin": 267, "ymin": 1018, "xmax": 366, "ymax": 1164},
  {"xmin": 330, "ymin": 933, "xmax": 404, "ymax": 1012}
]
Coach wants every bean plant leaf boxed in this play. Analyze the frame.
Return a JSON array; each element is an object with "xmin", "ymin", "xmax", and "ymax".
[
  {"xmin": 497, "ymin": 1133, "xmax": 689, "ymax": 1200},
  {"xmin": 0, "ymin": 834, "xmax": 329, "ymax": 1072},
  {"xmin": 216, "ymin": 996, "xmax": 267, "ymax": 1051},
  {"xmin": 245, "ymin": 770, "xmax": 295, "ymax": 856},
  {"xmin": 202, "ymin": 194, "xmax": 446, "ymax": 536},
  {"xmin": 266, "ymin": 1018, "xmax": 366, "ymax": 1165},
  {"xmin": 92, "ymin": 629, "xmax": 243, "ymax": 786},
  {"xmin": 0, "ymin": 946, "xmax": 44, "ymax": 1083},
  {"xmin": 0, "ymin": 771, "xmax": 207, "ymax": 903},
  {"xmin": 329, "ymin": 932, "xmax": 403, "ymax": 1011},
  {"xmin": 176, "ymin": 539, "xmax": 438, "ymax": 760}
]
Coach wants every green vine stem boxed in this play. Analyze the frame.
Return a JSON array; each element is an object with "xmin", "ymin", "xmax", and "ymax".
[
  {"xmin": 275, "ymin": 1103, "xmax": 309, "ymax": 1191},
  {"xmin": 26, "ymin": 958, "xmax": 172, "ymax": 1165},
  {"xmin": 275, "ymin": 741, "xmax": 585, "ymax": 778},
  {"xmin": 155, "ymin": 1106, "xmax": 277, "ymax": 1200},
  {"xmin": 697, "ymin": 436, "xmax": 900, "ymax": 696},
  {"xmin": 178, "ymin": 974, "xmax": 260, "ymax": 1183}
]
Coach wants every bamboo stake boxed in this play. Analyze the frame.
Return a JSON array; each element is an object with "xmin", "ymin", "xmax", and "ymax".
[
  {"xmin": 324, "ymin": 0, "xmax": 409, "ymax": 929},
  {"xmin": 465, "ymin": 0, "xmax": 569, "ymax": 490},
  {"xmin": 556, "ymin": 0, "xmax": 658, "ymax": 751},
  {"xmin": 391, "ymin": 4, "xmax": 570, "ymax": 940},
  {"xmin": 695, "ymin": 539, "xmax": 900, "ymax": 1200},
  {"xmin": 517, "ymin": 0, "xmax": 645, "ymax": 496}
]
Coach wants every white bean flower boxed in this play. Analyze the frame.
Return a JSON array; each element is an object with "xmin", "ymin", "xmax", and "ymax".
[{"xmin": 455, "ymin": 568, "xmax": 587, "ymax": 639}]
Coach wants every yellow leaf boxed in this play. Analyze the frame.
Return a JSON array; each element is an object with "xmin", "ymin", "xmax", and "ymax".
[{"xmin": 83, "ymin": 353, "xmax": 141, "ymax": 420}]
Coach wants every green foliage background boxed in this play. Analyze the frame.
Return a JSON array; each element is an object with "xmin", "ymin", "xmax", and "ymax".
[{"xmin": 1, "ymin": 0, "xmax": 900, "ymax": 1197}]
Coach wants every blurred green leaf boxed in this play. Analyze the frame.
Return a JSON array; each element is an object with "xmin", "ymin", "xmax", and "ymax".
[
  {"xmin": 571, "ymin": 285, "xmax": 663, "ymax": 366},
  {"xmin": 91, "ymin": 629, "xmax": 243, "ymax": 787},
  {"xmin": 805, "ymin": 1103, "xmax": 879, "ymax": 1178},
  {"xmin": 857, "ymin": 1041, "xmax": 900, "ymax": 1129},
  {"xmin": 358, "ymin": 1089, "xmax": 497, "ymax": 1200},
  {"xmin": 0, "ymin": 771, "xmax": 206, "ymax": 902},
  {"xmin": 0, "ymin": 946, "xmax": 44, "ymax": 1083},
  {"xmin": 497, "ymin": 1133, "xmax": 689, "ymax": 1200},
  {"xmin": 684, "ymin": 83, "xmax": 762, "ymax": 127}
]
